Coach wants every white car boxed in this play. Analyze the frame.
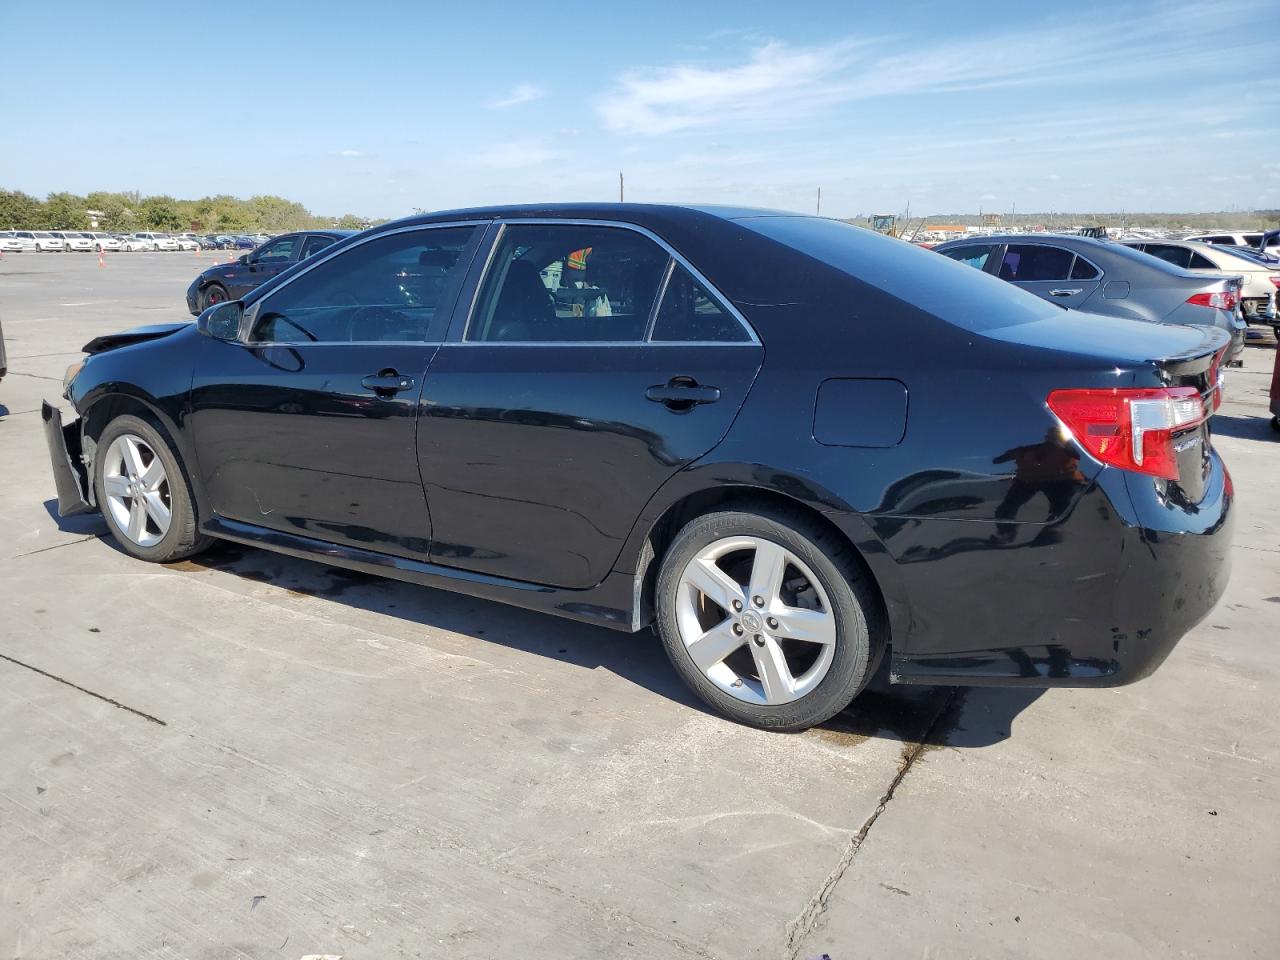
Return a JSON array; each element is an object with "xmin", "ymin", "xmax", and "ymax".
[
  {"xmin": 0, "ymin": 231, "xmax": 32, "ymax": 252},
  {"xmin": 131, "ymin": 232, "xmax": 178, "ymax": 251},
  {"xmin": 172, "ymin": 235, "xmax": 199, "ymax": 251},
  {"xmin": 87, "ymin": 232, "xmax": 123, "ymax": 252},
  {"xmin": 19, "ymin": 231, "xmax": 66, "ymax": 252},
  {"xmin": 121, "ymin": 235, "xmax": 155, "ymax": 252},
  {"xmin": 1124, "ymin": 239, "xmax": 1279, "ymax": 323},
  {"xmin": 1185, "ymin": 231, "xmax": 1280, "ymax": 257},
  {"xmin": 53, "ymin": 231, "xmax": 94, "ymax": 252}
]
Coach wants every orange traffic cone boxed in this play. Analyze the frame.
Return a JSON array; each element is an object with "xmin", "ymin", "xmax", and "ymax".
[{"xmin": 98, "ymin": 249, "xmax": 105, "ymax": 269}]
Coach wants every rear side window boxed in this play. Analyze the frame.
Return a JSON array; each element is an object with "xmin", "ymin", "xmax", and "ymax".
[
  {"xmin": 301, "ymin": 234, "xmax": 335, "ymax": 258},
  {"xmin": 254, "ymin": 226, "xmax": 476, "ymax": 343},
  {"xmin": 468, "ymin": 224, "xmax": 668, "ymax": 343},
  {"xmin": 1070, "ymin": 256, "xmax": 1100, "ymax": 280},
  {"xmin": 940, "ymin": 244, "xmax": 996, "ymax": 270},
  {"xmin": 1189, "ymin": 252, "xmax": 1217, "ymax": 270},
  {"xmin": 1145, "ymin": 245, "xmax": 1192, "ymax": 269},
  {"xmin": 651, "ymin": 264, "xmax": 749, "ymax": 342},
  {"xmin": 999, "ymin": 244, "xmax": 1074, "ymax": 282}
]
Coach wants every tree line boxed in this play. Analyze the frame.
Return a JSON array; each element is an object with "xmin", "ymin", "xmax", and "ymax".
[{"xmin": 0, "ymin": 189, "xmax": 381, "ymax": 234}]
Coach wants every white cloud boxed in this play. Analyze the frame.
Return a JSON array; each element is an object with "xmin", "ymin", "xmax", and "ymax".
[
  {"xmin": 596, "ymin": 0, "xmax": 1274, "ymax": 137},
  {"xmin": 487, "ymin": 83, "xmax": 545, "ymax": 109},
  {"xmin": 474, "ymin": 138, "xmax": 560, "ymax": 169},
  {"xmin": 331, "ymin": 149, "xmax": 369, "ymax": 158}
]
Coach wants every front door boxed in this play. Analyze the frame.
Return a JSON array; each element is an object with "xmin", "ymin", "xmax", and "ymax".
[
  {"xmin": 188, "ymin": 224, "xmax": 482, "ymax": 559},
  {"xmin": 417, "ymin": 222, "xmax": 764, "ymax": 589}
]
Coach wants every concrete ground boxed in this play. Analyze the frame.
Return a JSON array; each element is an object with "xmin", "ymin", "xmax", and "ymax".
[{"xmin": 1, "ymin": 251, "xmax": 1277, "ymax": 960}]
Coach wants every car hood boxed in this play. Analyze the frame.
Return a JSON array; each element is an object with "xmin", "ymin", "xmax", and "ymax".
[{"xmin": 83, "ymin": 321, "xmax": 193, "ymax": 355}]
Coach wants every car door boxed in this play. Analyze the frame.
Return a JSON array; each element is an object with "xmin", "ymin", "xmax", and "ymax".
[
  {"xmin": 416, "ymin": 220, "xmax": 764, "ymax": 589},
  {"xmin": 187, "ymin": 223, "xmax": 483, "ymax": 559},
  {"xmin": 997, "ymin": 243, "xmax": 1101, "ymax": 309},
  {"xmin": 230, "ymin": 234, "xmax": 302, "ymax": 297}
]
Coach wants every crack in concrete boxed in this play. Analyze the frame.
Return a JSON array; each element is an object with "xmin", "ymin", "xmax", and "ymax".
[
  {"xmin": 2, "ymin": 370, "xmax": 61, "ymax": 381},
  {"xmin": 13, "ymin": 534, "xmax": 101, "ymax": 558},
  {"xmin": 0, "ymin": 652, "xmax": 167, "ymax": 726},
  {"xmin": 782, "ymin": 688, "xmax": 960, "ymax": 958}
]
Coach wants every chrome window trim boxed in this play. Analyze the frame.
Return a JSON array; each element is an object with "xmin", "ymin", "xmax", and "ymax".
[
  {"xmin": 460, "ymin": 218, "xmax": 761, "ymax": 346},
  {"xmin": 243, "ymin": 220, "xmax": 488, "ymax": 346},
  {"xmin": 643, "ymin": 258, "xmax": 677, "ymax": 341}
]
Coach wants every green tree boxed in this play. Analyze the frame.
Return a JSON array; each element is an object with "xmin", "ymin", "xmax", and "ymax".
[
  {"xmin": 335, "ymin": 214, "xmax": 367, "ymax": 230},
  {"xmin": 0, "ymin": 189, "xmax": 44, "ymax": 229},
  {"xmin": 138, "ymin": 195, "xmax": 183, "ymax": 231},
  {"xmin": 43, "ymin": 192, "xmax": 89, "ymax": 229}
]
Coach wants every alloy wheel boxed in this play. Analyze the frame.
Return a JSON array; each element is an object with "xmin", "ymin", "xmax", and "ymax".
[
  {"xmin": 102, "ymin": 434, "xmax": 172, "ymax": 547},
  {"xmin": 675, "ymin": 535, "xmax": 837, "ymax": 706}
]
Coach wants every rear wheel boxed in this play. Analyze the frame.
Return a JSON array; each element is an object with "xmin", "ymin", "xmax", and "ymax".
[
  {"xmin": 654, "ymin": 506, "xmax": 882, "ymax": 731},
  {"xmin": 199, "ymin": 283, "xmax": 229, "ymax": 311},
  {"xmin": 93, "ymin": 415, "xmax": 211, "ymax": 563}
]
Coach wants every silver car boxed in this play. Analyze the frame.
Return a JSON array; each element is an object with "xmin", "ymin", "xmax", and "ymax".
[{"xmin": 935, "ymin": 234, "xmax": 1247, "ymax": 363}]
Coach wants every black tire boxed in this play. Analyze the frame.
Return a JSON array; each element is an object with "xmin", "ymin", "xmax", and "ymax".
[
  {"xmin": 92, "ymin": 414, "xmax": 212, "ymax": 563},
  {"xmin": 654, "ymin": 505, "xmax": 883, "ymax": 732},
  {"xmin": 199, "ymin": 283, "xmax": 229, "ymax": 312},
  {"xmin": 1271, "ymin": 415, "xmax": 1280, "ymax": 433}
]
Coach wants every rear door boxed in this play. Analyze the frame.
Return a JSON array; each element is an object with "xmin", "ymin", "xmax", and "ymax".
[
  {"xmin": 998, "ymin": 243, "xmax": 1101, "ymax": 309},
  {"xmin": 417, "ymin": 221, "xmax": 764, "ymax": 589}
]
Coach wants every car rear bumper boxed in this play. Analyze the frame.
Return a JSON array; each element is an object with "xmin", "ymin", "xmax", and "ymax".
[
  {"xmin": 41, "ymin": 401, "xmax": 94, "ymax": 517},
  {"xmin": 879, "ymin": 456, "xmax": 1233, "ymax": 688}
]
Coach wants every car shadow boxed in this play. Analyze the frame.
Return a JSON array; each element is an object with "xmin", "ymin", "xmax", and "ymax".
[
  {"xmin": 154, "ymin": 538, "xmax": 1043, "ymax": 750},
  {"xmin": 1212, "ymin": 413, "xmax": 1278, "ymax": 441},
  {"xmin": 42, "ymin": 498, "xmax": 109, "ymax": 535}
]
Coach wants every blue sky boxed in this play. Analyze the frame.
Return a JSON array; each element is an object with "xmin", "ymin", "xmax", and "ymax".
[{"xmin": 2, "ymin": 0, "xmax": 1277, "ymax": 218}]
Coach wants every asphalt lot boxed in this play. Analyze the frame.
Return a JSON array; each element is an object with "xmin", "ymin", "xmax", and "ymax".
[{"xmin": 1, "ymin": 250, "xmax": 1277, "ymax": 960}]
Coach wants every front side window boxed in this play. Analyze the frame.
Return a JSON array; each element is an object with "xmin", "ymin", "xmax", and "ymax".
[
  {"xmin": 940, "ymin": 244, "xmax": 997, "ymax": 270},
  {"xmin": 999, "ymin": 244, "xmax": 1074, "ymax": 282},
  {"xmin": 252, "ymin": 236, "xmax": 298, "ymax": 263},
  {"xmin": 467, "ymin": 224, "xmax": 669, "ymax": 343},
  {"xmin": 651, "ymin": 264, "xmax": 748, "ymax": 342},
  {"xmin": 253, "ymin": 226, "xmax": 476, "ymax": 344}
]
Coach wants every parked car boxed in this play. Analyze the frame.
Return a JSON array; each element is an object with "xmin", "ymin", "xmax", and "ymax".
[
  {"xmin": 119, "ymin": 235, "xmax": 154, "ymax": 252},
  {"xmin": 52, "ymin": 231, "xmax": 94, "ymax": 252},
  {"xmin": 231, "ymin": 235, "xmax": 256, "ymax": 249},
  {"xmin": 131, "ymin": 232, "xmax": 177, "ymax": 251},
  {"xmin": 172, "ymin": 236, "xmax": 200, "ymax": 251},
  {"xmin": 44, "ymin": 204, "xmax": 1234, "ymax": 732},
  {"xmin": 0, "ymin": 231, "xmax": 31, "ymax": 252},
  {"xmin": 87, "ymin": 232, "xmax": 123, "ymax": 252},
  {"xmin": 18, "ymin": 231, "xmax": 66, "ymax": 252},
  {"xmin": 1186, "ymin": 232, "xmax": 1280, "ymax": 257},
  {"xmin": 935, "ymin": 234, "xmax": 1247, "ymax": 364},
  {"xmin": 185, "ymin": 230, "xmax": 355, "ymax": 313},
  {"xmin": 1122, "ymin": 239, "xmax": 1278, "ymax": 328}
]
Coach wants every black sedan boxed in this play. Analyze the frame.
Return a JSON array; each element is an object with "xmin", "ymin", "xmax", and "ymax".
[
  {"xmin": 186, "ymin": 230, "xmax": 355, "ymax": 313},
  {"xmin": 44, "ymin": 204, "xmax": 1233, "ymax": 731}
]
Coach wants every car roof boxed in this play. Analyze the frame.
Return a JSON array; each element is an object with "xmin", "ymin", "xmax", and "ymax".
[{"xmin": 371, "ymin": 202, "xmax": 795, "ymax": 233}]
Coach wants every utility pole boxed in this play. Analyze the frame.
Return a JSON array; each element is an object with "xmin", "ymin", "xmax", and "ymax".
[
  {"xmin": 619, "ymin": 171, "xmax": 624, "ymax": 203},
  {"xmin": 816, "ymin": 187, "xmax": 821, "ymax": 216}
]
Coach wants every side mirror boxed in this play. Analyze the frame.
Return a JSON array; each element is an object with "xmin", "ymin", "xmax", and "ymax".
[
  {"xmin": 238, "ymin": 253, "xmax": 250, "ymax": 265},
  {"xmin": 197, "ymin": 300, "xmax": 244, "ymax": 342}
]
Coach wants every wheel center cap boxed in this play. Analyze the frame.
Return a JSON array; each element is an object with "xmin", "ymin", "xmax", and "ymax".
[{"xmin": 740, "ymin": 610, "xmax": 762, "ymax": 633}]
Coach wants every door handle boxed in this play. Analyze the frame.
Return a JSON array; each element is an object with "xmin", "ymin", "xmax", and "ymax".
[
  {"xmin": 645, "ymin": 378, "xmax": 721, "ymax": 409},
  {"xmin": 1048, "ymin": 288, "xmax": 1083, "ymax": 297},
  {"xmin": 361, "ymin": 371, "xmax": 416, "ymax": 394}
]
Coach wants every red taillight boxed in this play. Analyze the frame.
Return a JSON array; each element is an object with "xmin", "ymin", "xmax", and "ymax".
[
  {"xmin": 1047, "ymin": 387, "xmax": 1206, "ymax": 481},
  {"xmin": 1186, "ymin": 290, "xmax": 1239, "ymax": 311},
  {"xmin": 1268, "ymin": 276, "xmax": 1280, "ymax": 290}
]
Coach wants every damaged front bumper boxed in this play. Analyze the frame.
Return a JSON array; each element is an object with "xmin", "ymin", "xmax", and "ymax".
[{"xmin": 41, "ymin": 401, "xmax": 94, "ymax": 517}]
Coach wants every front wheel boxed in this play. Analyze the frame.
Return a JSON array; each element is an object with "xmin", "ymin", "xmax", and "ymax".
[
  {"xmin": 1271, "ymin": 415, "xmax": 1280, "ymax": 433},
  {"xmin": 199, "ymin": 283, "xmax": 229, "ymax": 311},
  {"xmin": 93, "ymin": 414, "xmax": 211, "ymax": 563},
  {"xmin": 654, "ymin": 506, "xmax": 883, "ymax": 731}
]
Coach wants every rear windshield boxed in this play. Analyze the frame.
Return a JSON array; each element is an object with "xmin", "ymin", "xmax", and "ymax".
[{"xmin": 736, "ymin": 216, "xmax": 1059, "ymax": 331}]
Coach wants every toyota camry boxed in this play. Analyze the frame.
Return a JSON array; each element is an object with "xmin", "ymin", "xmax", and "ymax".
[{"xmin": 43, "ymin": 204, "xmax": 1234, "ymax": 731}]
